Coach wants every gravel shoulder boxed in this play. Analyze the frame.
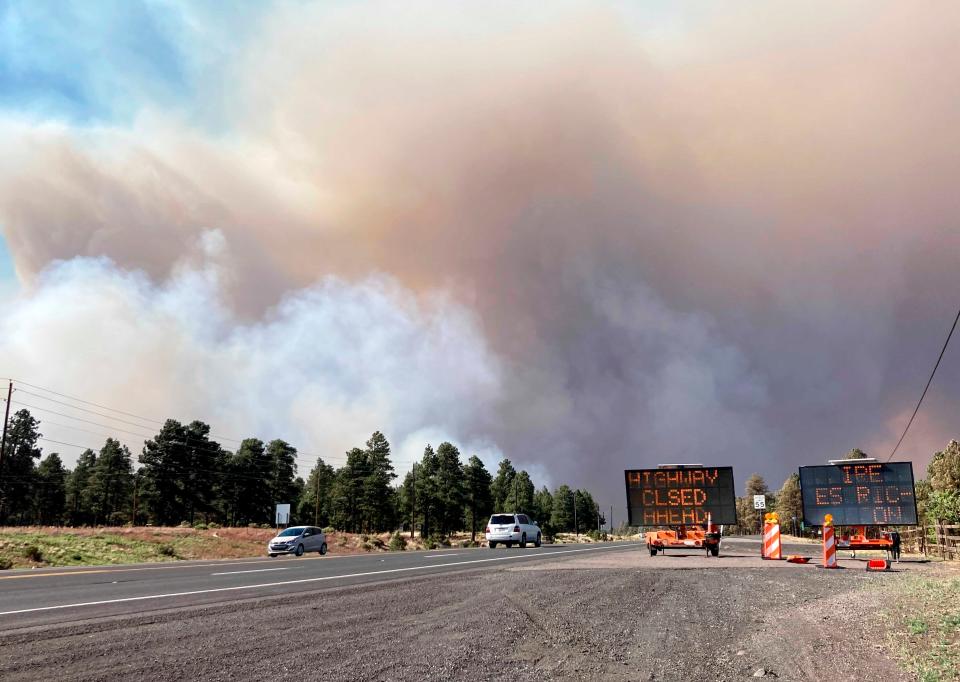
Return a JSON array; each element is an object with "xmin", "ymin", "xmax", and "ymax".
[{"xmin": 0, "ymin": 547, "xmax": 929, "ymax": 681}]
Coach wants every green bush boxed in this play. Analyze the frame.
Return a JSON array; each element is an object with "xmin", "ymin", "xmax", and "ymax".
[
  {"xmin": 322, "ymin": 526, "xmax": 335, "ymax": 534},
  {"xmin": 192, "ymin": 522, "xmax": 208, "ymax": 531},
  {"xmin": 586, "ymin": 530, "xmax": 608, "ymax": 542},
  {"xmin": 71, "ymin": 553, "xmax": 83, "ymax": 561},
  {"xmin": 389, "ymin": 532, "xmax": 407, "ymax": 551},
  {"xmin": 0, "ymin": 558, "xmax": 12, "ymax": 570},
  {"xmin": 158, "ymin": 544, "xmax": 177, "ymax": 557},
  {"xmin": 207, "ymin": 522, "xmax": 221, "ymax": 529},
  {"xmin": 178, "ymin": 521, "xmax": 191, "ymax": 528},
  {"xmin": 22, "ymin": 545, "xmax": 43, "ymax": 562}
]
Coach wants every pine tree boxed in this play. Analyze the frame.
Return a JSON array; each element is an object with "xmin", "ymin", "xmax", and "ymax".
[
  {"xmin": 551, "ymin": 484, "xmax": 575, "ymax": 532},
  {"xmin": 298, "ymin": 457, "xmax": 336, "ymax": 527},
  {"xmin": 434, "ymin": 442, "xmax": 465, "ymax": 536},
  {"xmin": 0, "ymin": 409, "xmax": 42, "ymax": 524},
  {"xmin": 514, "ymin": 470, "xmax": 535, "ymax": 514},
  {"xmin": 463, "ymin": 456, "xmax": 493, "ymax": 542},
  {"xmin": 34, "ymin": 452, "xmax": 67, "ymax": 525},
  {"xmin": 490, "ymin": 459, "xmax": 516, "ymax": 511},
  {"xmin": 414, "ymin": 445, "xmax": 439, "ymax": 537},
  {"xmin": 361, "ymin": 431, "xmax": 396, "ymax": 532},
  {"xmin": 330, "ymin": 448, "xmax": 368, "ymax": 532},
  {"xmin": 225, "ymin": 438, "xmax": 274, "ymax": 526},
  {"xmin": 87, "ymin": 439, "xmax": 134, "ymax": 525},
  {"xmin": 66, "ymin": 449, "xmax": 97, "ymax": 526},
  {"xmin": 774, "ymin": 474, "xmax": 803, "ymax": 534},
  {"xmin": 266, "ymin": 439, "xmax": 299, "ymax": 512},
  {"xmin": 532, "ymin": 486, "xmax": 553, "ymax": 527}
]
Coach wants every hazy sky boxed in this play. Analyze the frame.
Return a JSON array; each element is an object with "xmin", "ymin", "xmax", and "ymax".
[{"xmin": 1, "ymin": 1, "xmax": 958, "ymax": 512}]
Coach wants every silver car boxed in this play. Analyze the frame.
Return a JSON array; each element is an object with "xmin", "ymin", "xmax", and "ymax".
[{"xmin": 268, "ymin": 526, "xmax": 328, "ymax": 557}]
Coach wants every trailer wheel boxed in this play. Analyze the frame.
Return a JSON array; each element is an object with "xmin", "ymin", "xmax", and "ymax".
[{"xmin": 648, "ymin": 545, "xmax": 657, "ymax": 557}]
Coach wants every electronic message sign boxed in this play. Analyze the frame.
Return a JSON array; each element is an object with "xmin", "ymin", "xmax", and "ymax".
[
  {"xmin": 624, "ymin": 467, "xmax": 737, "ymax": 526},
  {"xmin": 799, "ymin": 462, "xmax": 917, "ymax": 526}
]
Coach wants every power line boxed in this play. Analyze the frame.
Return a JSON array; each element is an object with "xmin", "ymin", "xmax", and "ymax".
[
  {"xmin": 4, "ymin": 379, "xmax": 419, "ymax": 470},
  {"xmin": 6, "ymin": 378, "xmax": 165, "ymax": 424},
  {"xmin": 887, "ymin": 305, "xmax": 960, "ymax": 462}
]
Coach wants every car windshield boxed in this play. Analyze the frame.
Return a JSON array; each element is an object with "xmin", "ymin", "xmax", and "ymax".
[
  {"xmin": 278, "ymin": 527, "xmax": 305, "ymax": 537},
  {"xmin": 490, "ymin": 515, "xmax": 515, "ymax": 524}
]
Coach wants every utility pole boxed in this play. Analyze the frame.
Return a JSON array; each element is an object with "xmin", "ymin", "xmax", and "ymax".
[
  {"xmin": 410, "ymin": 462, "xmax": 416, "ymax": 540},
  {"xmin": 610, "ymin": 505, "xmax": 614, "ymax": 535},
  {"xmin": 314, "ymin": 466, "xmax": 321, "ymax": 526},
  {"xmin": 0, "ymin": 381, "xmax": 12, "ymax": 514},
  {"xmin": 131, "ymin": 473, "xmax": 139, "ymax": 526},
  {"xmin": 572, "ymin": 490, "xmax": 578, "ymax": 537},
  {"xmin": 597, "ymin": 502, "xmax": 601, "ymax": 533}
]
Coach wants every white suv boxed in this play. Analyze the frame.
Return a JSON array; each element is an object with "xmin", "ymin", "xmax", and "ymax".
[{"xmin": 485, "ymin": 513, "xmax": 542, "ymax": 548}]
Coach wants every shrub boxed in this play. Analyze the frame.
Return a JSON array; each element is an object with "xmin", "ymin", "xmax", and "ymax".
[
  {"xmin": 207, "ymin": 522, "xmax": 221, "ymax": 529},
  {"xmin": 322, "ymin": 526, "xmax": 335, "ymax": 534},
  {"xmin": 158, "ymin": 544, "xmax": 177, "ymax": 557},
  {"xmin": 192, "ymin": 523, "xmax": 208, "ymax": 531},
  {"xmin": 71, "ymin": 553, "xmax": 83, "ymax": 561},
  {"xmin": 0, "ymin": 558, "xmax": 12, "ymax": 570},
  {"xmin": 178, "ymin": 521, "xmax": 191, "ymax": 528},
  {"xmin": 586, "ymin": 530, "xmax": 608, "ymax": 542},
  {"xmin": 389, "ymin": 532, "xmax": 407, "ymax": 551},
  {"xmin": 22, "ymin": 545, "xmax": 43, "ymax": 562}
]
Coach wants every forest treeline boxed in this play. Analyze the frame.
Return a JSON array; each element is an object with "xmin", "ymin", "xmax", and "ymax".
[{"xmin": 0, "ymin": 409, "xmax": 605, "ymax": 539}]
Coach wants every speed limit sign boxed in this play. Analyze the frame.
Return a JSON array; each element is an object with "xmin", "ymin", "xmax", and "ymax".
[{"xmin": 753, "ymin": 495, "xmax": 766, "ymax": 510}]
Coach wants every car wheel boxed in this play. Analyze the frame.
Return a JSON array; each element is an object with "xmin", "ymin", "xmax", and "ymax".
[
  {"xmin": 319, "ymin": 543, "xmax": 327, "ymax": 556},
  {"xmin": 489, "ymin": 541, "xmax": 497, "ymax": 549},
  {"xmin": 520, "ymin": 533, "xmax": 527, "ymax": 548},
  {"xmin": 535, "ymin": 533, "xmax": 542, "ymax": 548},
  {"xmin": 506, "ymin": 542, "xmax": 513, "ymax": 548},
  {"xmin": 269, "ymin": 554, "xmax": 277, "ymax": 558},
  {"xmin": 295, "ymin": 543, "xmax": 304, "ymax": 557}
]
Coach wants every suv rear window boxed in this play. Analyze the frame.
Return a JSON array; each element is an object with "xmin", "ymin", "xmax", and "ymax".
[{"xmin": 490, "ymin": 515, "xmax": 515, "ymax": 524}]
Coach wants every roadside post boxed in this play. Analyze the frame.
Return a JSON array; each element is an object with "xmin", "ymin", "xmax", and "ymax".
[{"xmin": 753, "ymin": 495, "xmax": 765, "ymax": 556}]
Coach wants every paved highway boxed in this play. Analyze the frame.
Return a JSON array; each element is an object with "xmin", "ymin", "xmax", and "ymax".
[{"xmin": 0, "ymin": 540, "xmax": 645, "ymax": 630}]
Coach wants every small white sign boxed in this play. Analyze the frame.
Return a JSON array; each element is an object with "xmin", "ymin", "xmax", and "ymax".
[
  {"xmin": 753, "ymin": 495, "xmax": 766, "ymax": 510},
  {"xmin": 275, "ymin": 503, "xmax": 291, "ymax": 525}
]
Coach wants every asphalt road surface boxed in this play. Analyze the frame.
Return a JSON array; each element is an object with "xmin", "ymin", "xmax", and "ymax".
[
  {"xmin": 0, "ymin": 540, "xmax": 645, "ymax": 630},
  {"xmin": 0, "ymin": 538, "xmax": 921, "ymax": 681}
]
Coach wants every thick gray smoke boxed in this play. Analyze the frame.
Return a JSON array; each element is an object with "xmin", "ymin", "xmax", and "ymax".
[{"xmin": 1, "ymin": 2, "xmax": 959, "ymax": 509}]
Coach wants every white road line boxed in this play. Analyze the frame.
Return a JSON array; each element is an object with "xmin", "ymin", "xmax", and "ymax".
[
  {"xmin": 423, "ymin": 554, "xmax": 458, "ymax": 558},
  {"xmin": 0, "ymin": 543, "xmax": 642, "ymax": 617},
  {"xmin": 210, "ymin": 568, "xmax": 289, "ymax": 576}
]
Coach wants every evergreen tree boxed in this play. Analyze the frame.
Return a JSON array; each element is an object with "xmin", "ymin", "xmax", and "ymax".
[
  {"xmin": 774, "ymin": 474, "xmax": 803, "ymax": 534},
  {"xmin": 845, "ymin": 448, "xmax": 869, "ymax": 460},
  {"xmin": 34, "ymin": 452, "xmax": 67, "ymax": 525},
  {"xmin": 514, "ymin": 470, "xmax": 535, "ymax": 514},
  {"xmin": 361, "ymin": 431, "xmax": 396, "ymax": 532},
  {"xmin": 463, "ymin": 456, "xmax": 493, "ymax": 542},
  {"xmin": 574, "ymin": 489, "xmax": 599, "ymax": 533},
  {"xmin": 739, "ymin": 473, "xmax": 770, "ymax": 533},
  {"xmin": 490, "ymin": 458, "xmax": 516, "ymax": 511},
  {"xmin": 66, "ymin": 449, "xmax": 97, "ymax": 526},
  {"xmin": 551, "ymin": 484, "xmax": 575, "ymax": 531},
  {"xmin": 139, "ymin": 419, "xmax": 224, "ymax": 525},
  {"xmin": 330, "ymin": 448, "xmax": 368, "ymax": 532},
  {"xmin": 434, "ymin": 442, "xmax": 465, "ymax": 536},
  {"xmin": 224, "ymin": 438, "xmax": 273, "ymax": 526},
  {"xmin": 414, "ymin": 445, "xmax": 439, "ymax": 537},
  {"xmin": 297, "ymin": 457, "xmax": 336, "ymax": 527},
  {"xmin": 266, "ymin": 439, "xmax": 299, "ymax": 510},
  {"xmin": 87, "ymin": 439, "xmax": 134, "ymax": 525},
  {"xmin": 532, "ymin": 486, "xmax": 553, "ymax": 527},
  {"xmin": 0, "ymin": 409, "xmax": 42, "ymax": 524}
]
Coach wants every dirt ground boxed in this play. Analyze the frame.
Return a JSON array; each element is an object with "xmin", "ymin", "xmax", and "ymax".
[{"xmin": 0, "ymin": 548, "xmax": 936, "ymax": 681}]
